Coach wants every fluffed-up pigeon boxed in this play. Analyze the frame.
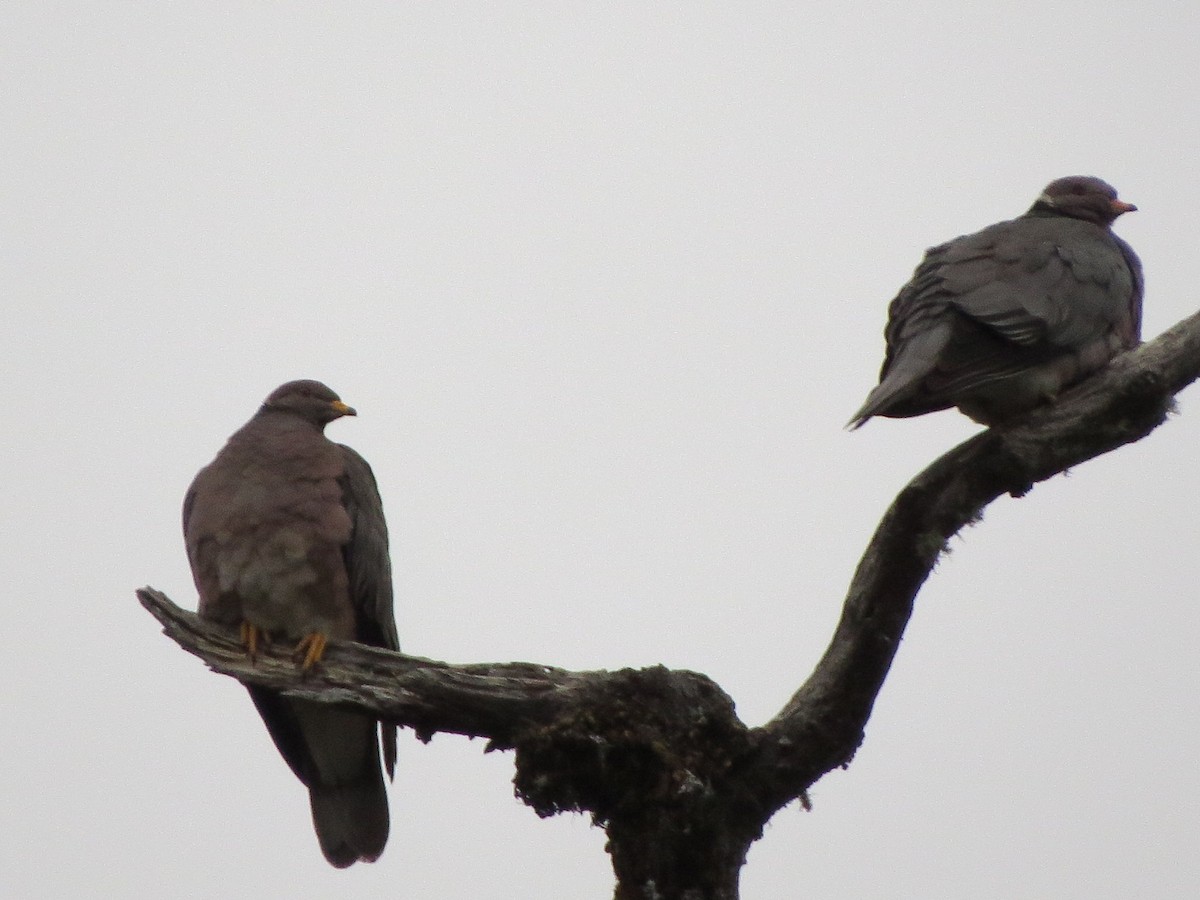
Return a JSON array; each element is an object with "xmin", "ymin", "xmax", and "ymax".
[
  {"xmin": 183, "ymin": 380, "xmax": 398, "ymax": 867},
  {"xmin": 849, "ymin": 176, "xmax": 1143, "ymax": 428}
]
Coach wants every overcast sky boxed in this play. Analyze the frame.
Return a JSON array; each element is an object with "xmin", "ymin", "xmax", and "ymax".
[{"xmin": 4, "ymin": 4, "xmax": 1200, "ymax": 898}]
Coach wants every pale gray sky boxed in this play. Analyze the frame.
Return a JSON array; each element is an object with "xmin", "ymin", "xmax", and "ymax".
[{"xmin": 4, "ymin": 4, "xmax": 1199, "ymax": 898}]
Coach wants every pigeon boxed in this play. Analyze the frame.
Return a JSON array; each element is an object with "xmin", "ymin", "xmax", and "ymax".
[
  {"xmin": 183, "ymin": 379, "xmax": 398, "ymax": 867},
  {"xmin": 849, "ymin": 176, "xmax": 1142, "ymax": 428}
]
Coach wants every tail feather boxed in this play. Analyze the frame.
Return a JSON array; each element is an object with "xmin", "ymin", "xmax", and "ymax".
[
  {"xmin": 846, "ymin": 377, "xmax": 907, "ymax": 429},
  {"xmin": 309, "ymin": 770, "xmax": 390, "ymax": 868},
  {"xmin": 249, "ymin": 690, "xmax": 393, "ymax": 867}
]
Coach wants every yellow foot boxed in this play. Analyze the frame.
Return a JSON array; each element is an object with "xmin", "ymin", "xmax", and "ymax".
[
  {"xmin": 293, "ymin": 632, "xmax": 328, "ymax": 672},
  {"xmin": 239, "ymin": 621, "xmax": 269, "ymax": 662}
]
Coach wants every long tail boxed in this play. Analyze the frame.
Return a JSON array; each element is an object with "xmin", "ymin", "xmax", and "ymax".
[
  {"xmin": 249, "ymin": 688, "xmax": 391, "ymax": 867},
  {"xmin": 309, "ymin": 766, "xmax": 390, "ymax": 868},
  {"xmin": 294, "ymin": 702, "xmax": 390, "ymax": 867}
]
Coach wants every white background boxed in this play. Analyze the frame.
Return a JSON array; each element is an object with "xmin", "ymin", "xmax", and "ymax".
[{"xmin": 4, "ymin": 4, "xmax": 1198, "ymax": 898}]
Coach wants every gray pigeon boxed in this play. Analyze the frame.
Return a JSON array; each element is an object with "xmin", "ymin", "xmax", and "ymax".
[
  {"xmin": 849, "ymin": 176, "xmax": 1142, "ymax": 428},
  {"xmin": 183, "ymin": 380, "xmax": 398, "ymax": 867}
]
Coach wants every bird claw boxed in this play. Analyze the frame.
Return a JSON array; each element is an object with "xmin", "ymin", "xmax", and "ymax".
[
  {"xmin": 294, "ymin": 632, "xmax": 328, "ymax": 672},
  {"xmin": 239, "ymin": 621, "xmax": 269, "ymax": 662}
]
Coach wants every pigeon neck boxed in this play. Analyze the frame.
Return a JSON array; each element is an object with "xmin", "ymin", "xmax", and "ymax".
[
  {"xmin": 256, "ymin": 405, "xmax": 328, "ymax": 433},
  {"xmin": 1025, "ymin": 201, "xmax": 1064, "ymax": 219}
]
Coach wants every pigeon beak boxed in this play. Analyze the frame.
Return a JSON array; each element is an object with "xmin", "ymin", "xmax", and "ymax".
[
  {"xmin": 331, "ymin": 400, "xmax": 357, "ymax": 417},
  {"xmin": 1110, "ymin": 199, "xmax": 1137, "ymax": 215}
]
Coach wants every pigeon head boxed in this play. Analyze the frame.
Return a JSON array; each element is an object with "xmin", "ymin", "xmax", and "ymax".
[
  {"xmin": 261, "ymin": 379, "xmax": 356, "ymax": 426},
  {"xmin": 1031, "ymin": 176, "xmax": 1137, "ymax": 226}
]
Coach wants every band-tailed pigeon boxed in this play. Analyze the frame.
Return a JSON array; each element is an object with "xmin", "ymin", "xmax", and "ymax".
[
  {"xmin": 183, "ymin": 380, "xmax": 398, "ymax": 867},
  {"xmin": 849, "ymin": 176, "xmax": 1143, "ymax": 428}
]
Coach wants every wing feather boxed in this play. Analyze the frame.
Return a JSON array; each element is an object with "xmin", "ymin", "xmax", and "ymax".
[{"xmin": 337, "ymin": 444, "xmax": 399, "ymax": 776}]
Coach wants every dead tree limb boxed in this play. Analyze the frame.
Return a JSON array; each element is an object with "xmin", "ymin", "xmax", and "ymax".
[{"xmin": 140, "ymin": 308, "xmax": 1200, "ymax": 899}]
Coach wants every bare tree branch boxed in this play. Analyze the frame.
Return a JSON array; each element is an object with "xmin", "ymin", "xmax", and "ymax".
[
  {"xmin": 140, "ymin": 308, "xmax": 1200, "ymax": 899},
  {"xmin": 138, "ymin": 585, "xmax": 606, "ymax": 746},
  {"xmin": 748, "ymin": 308, "xmax": 1200, "ymax": 813}
]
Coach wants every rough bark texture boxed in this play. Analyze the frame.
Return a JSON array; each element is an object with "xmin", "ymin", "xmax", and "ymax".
[{"xmin": 140, "ymin": 309, "xmax": 1200, "ymax": 898}]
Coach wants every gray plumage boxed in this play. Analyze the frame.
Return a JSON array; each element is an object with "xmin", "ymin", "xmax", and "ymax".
[
  {"xmin": 183, "ymin": 379, "xmax": 398, "ymax": 868},
  {"xmin": 850, "ymin": 176, "xmax": 1143, "ymax": 428}
]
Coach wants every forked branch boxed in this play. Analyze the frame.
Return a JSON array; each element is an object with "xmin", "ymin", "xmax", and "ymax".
[{"xmin": 140, "ymin": 307, "xmax": 1200, "ymax": 899}]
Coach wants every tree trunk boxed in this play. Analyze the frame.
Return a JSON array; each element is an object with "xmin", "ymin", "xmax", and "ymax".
[{"xmin": 607, "ymin": 810, "xmax": 755, "ymax": 900}]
